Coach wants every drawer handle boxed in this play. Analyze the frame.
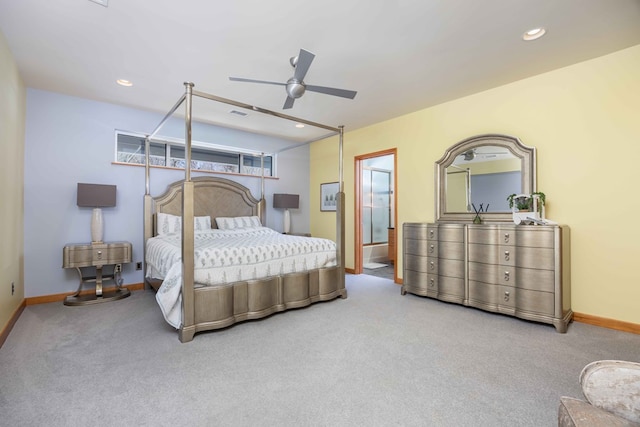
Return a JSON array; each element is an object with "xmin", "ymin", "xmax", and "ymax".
[
  {"xmin": 504, "ymin": 233, "xmax": 510, "ymax": 243},
  {"xmin": 429, "ymin": 278, "xmax": 435, "ymax": 288},
  {"xmin": 429, "ymin": 244, "xmax": 435, "ymax": 254},
  {"xmin": 429, "ymin": 261, "xmax": 435, "ymax": 271},
  {"xmin": 97, "ymin": 250, "xmax": 102, "ymax": 260},
  {"xmin": 504, "ymin": 250, "xmax": 510, "ymax": 261},
  {"xmin": 504, "ymin": 291, "xmax": 510, "ymax": 302},
  {"xmin": 504, "ymin": 271, "xmax": 510, "ymax": 281},
  {"xmin": 429, "ymin": 229, "xmax": 435, "ymax": 238}
]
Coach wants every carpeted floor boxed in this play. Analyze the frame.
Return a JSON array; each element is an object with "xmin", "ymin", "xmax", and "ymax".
[{"xmin": 1, "ymin": 273, "xmax": 639, "ymax": 426}]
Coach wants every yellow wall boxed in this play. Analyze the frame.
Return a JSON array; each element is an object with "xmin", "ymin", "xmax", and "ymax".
[
  {"xmin": 311, "ymin": 44, "xmax": 640, "ymax": 325},
  {"xmin": 0, "ymin": 30, "xmax": 26, "ymax": 332}
]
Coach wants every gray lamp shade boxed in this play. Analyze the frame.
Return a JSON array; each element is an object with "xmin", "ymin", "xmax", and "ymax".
[
  {"xmin": 273, "ymin": 193, "xmax": 299, "ymax": 209},
  {"xmin": 77, "ymin": 183, "xmax": 117, "ymax": 207}
]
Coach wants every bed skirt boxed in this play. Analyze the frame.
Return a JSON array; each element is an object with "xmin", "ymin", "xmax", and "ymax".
[{"xmin": 149, "ymin": 265, "xmax": 347, "ymax": 342}]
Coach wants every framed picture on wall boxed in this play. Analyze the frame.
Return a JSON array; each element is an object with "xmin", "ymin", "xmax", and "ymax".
[{"xmin": 320, "ymin": 182, "xmax": 339, "ymax": 212}]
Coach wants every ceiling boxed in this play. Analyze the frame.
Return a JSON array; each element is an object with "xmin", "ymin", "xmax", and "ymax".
[{"xmin": 1, "ymin": 0, "xmax": 640, "ymax": 144}]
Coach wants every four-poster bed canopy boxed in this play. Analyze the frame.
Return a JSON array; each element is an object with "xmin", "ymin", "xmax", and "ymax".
[{"xmin": 143, "ymin": 82, "xmax": 347, "ymax": 342}]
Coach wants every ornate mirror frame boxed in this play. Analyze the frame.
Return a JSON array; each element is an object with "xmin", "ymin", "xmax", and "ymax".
[{"xmin": 435, "ymin": 134, "xmax": 537, "ymax": 223}]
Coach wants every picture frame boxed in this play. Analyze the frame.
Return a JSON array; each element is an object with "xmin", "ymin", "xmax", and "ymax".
[{"xmin": 320, "ymin": 182, "xmax": 339, "ymax": 212}]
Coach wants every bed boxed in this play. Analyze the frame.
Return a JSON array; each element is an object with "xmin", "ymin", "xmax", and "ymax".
[{"xmin": 143, "ymin": 84, "xmax": 347, "ymax": 342}]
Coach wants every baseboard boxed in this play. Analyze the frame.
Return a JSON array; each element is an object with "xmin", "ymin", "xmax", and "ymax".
[
  {"xmin": 0, "ymin": 300, "xmax": 26, "ymax": 349},
  {"xmin": 25, "ymin": 283, "xmax": 144, "ymax": 306},
  {"xmin": 573, "ymin": 312, "xmax": 640, "ymax": 335},
  {"xmin": 345, "ymin": 267, "xmax": 356, "ymax": 274}
]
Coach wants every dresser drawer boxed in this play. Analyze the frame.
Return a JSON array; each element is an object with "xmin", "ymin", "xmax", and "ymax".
[
  {"xmin": 515, "ymin": 288, "xmax": 555, "ymax": 316},
  {"xmin": 63, "ymin": 246, "xmax": 94, "ymax": 266},
  {"xmin": 403, "ymin": 223, "xmax": 431, "ymax": 240},
  {"xmin": 514, "ymin": 228, "xmax": 555, "ymax": 248},
  {"xmin": 404, "ymin": 254, "xmax": 429, "ymax": 273},
  {"xmin": 439, "ymin": 241, "xmax": 465, "ymax": 261},
  {"xmin": 437, "ymin": 276, "xmax": 465, "ymax": 302},
  {"xmin": 500, "ymin": 266, "xmax": 555, "ymax": 292},
  {"xmin": 468, "ymin": 226, "xmax": 516, "ymax": 246},
  {"xmin": 404, "ymin": 238, "xmax": 432, "ymax": 256},
  {"xmin": 469, "ymin": 244, "xmax": 555, "ymax": 270},
  {"xmin": 63, "ymin": 242, "xmax": 132, "ymax": 268},
  {"xmin": 403, "ymin": 270, "xmax": 438, "ymax": 295},
  {"xmin": 439, "ymin": 258, "xmax": 465, "ymax": 279},
  {"xmin": 437, "ymin": 225, "xmax": 465, "ymax": 243},
  {"xmin": 469, "ymin": 261, "xmax": 499, "ymax": 284},
  {"xmin": 512, "ymin": 246, "xmax": 555, "ymax": 270},
  {"xmin": 468, "ymin": 280, "xmax": 499, "ymax": 308}
]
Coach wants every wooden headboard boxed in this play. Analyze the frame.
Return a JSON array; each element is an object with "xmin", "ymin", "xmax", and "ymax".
[{"xmin": 144, "ymin": 176, "xmax": 263, "ymax": 239}]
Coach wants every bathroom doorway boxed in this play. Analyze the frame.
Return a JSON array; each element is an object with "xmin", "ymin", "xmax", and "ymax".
[{"xmin": 355, "ymin": 149, "xmax": 397, "ymax": 281}]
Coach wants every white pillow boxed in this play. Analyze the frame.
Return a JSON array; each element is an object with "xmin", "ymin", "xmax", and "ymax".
[
  {"xmin": 157, "ymin": 213, "xmax": 211, "ymax": 235},
  {"xmin": 215, "ymin": 216, "xmax": 261, "ymax": 230}
]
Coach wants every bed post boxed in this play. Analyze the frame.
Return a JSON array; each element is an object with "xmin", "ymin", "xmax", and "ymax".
[
  {"xmin": 180, "ymin": 82, "xmax": 196, "ymax": 343},
  {"xmin": 337, "ymin": 126, "xmax": 346, "ymax": 291},
  {"xmin": 259, "ymin": 153, "xmax": 266, "ymax": 224},
  {"xmin": 143, "ymin": 136, "xmax": 152, "ymax": 289}
]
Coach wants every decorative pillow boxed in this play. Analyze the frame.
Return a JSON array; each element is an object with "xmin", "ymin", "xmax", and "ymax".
[
  {"xmin": 215, "ymin": 216, "xmax": 262, "ymax": 230},
  {"xmin": 157, "ymin": 213, "xmax": 211, "ymax": 235}
]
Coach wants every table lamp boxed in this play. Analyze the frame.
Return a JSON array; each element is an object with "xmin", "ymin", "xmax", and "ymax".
[
  {"xmin": 273, "ymin": 193, "xmax": 299, "ymax": 234},
  {"xmin": 77, "ymin": 183, "xmax": 117, "ymax": 243}
]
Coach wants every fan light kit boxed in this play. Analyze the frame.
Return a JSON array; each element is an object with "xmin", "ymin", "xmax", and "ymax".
[{"xmin": 230, "ymin": 48, "xmax": 357, "ymax": 109}]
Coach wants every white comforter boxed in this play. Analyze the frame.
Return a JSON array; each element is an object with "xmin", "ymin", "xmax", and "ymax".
[{"xmin": 146, "ymin": 227, "xmax": 338, "ymax": 328}]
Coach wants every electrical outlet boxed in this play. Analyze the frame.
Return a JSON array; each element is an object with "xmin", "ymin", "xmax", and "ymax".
[
  {"xmin": 11, "ymin": 282, "xmax": 14, "ymax": 295},
  {"xmin": 136, "ymin": 262, "xmax": 142, "ymax": 270},
  {"xmin": 114, "ymin": 264, "xmax": 122, "ymax": 273}
]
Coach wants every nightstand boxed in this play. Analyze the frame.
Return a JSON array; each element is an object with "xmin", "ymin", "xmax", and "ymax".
[{"xmin": 62, "ymin": 241, "xmax": 132, "ymax": 306}]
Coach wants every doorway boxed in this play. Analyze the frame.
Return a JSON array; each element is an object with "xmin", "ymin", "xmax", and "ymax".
[{"xmin": 355, "ymin": 149, "xmax": 397, "ymax": 281}]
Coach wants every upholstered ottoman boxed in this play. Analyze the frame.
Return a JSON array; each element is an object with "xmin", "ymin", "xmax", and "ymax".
[{"xmin": 558, "ymin": 360, "xmax": 640, "ymax": 426}]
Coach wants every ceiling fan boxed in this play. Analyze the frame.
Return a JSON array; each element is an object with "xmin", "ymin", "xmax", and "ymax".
[
  {"xmin": 229, "ymin": 48, "xmax": 357, "ymax": 109},
  {"xmin": 458, "ymin": 148, "xmax": 509, "ymax": 161}
]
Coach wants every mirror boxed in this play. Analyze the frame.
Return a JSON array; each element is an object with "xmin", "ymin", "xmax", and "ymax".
[{"xmin": 436, "ymin": 134, "xmax": 536, "ymax": 223}]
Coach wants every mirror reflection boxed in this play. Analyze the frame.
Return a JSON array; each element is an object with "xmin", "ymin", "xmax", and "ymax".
[{"xmin": 445, "ymin": 146, "xmax": 521, "ymax": 213}]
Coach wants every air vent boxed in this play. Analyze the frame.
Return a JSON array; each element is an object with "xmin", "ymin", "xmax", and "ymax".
[{"xmin": 229, "ymin": 110, "xmax": 248, "ymax": 117}]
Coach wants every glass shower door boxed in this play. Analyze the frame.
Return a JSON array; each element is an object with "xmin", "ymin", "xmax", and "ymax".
[{"xmin": 362, "ymin": 168, "xmax": 391, "ymax": 245}]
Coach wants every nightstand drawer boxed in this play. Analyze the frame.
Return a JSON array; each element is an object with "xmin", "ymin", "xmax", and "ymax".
[{"xmin": 63, "ymin": 242, "xmax": 132, "ymax": 268}]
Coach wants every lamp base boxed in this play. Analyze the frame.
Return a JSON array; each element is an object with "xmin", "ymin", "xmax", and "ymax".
[
  {"xmin": 283, "ymin": 209, "xmax": 291, "ymax": 234},
  {"xmin": 91, "ymin": 208, "xmax": 104, "ymax": 243}
]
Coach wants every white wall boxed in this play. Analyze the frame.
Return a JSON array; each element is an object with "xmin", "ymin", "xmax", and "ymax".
[{"xmin": 24, "ymin": 89, "xmax": 310, "ymax": 297}]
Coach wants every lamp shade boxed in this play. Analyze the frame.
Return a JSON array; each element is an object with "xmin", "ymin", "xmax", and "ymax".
[
  {"xmin": 273, "ymin": 193, "xmax": 299, "ymax": 209},
  {"xmin": 77, "ymin": 183, "xmax": 117, "ymax": 207}
]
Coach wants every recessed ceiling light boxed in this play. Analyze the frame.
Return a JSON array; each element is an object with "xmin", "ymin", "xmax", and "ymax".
[
  {"xmin": 523, "ymin": 27, "xmax": 546, "ymax": 41},
  {"xmin": 295, "ymin": 123, "xmax": 304, "ymax": 128},
  {"xmin": 116, "ymin": 79, "xmax": 133, "ymax": 87}
]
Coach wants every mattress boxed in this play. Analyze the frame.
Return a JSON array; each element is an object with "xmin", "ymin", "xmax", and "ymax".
[{"xmin": 146, "ymin": 227, "xmax": 338, "ymax": 328}]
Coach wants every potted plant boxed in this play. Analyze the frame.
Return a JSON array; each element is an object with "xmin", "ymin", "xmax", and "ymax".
[
  {"xmin": 507, "ymin": 194, "xmax": 531, "ymax": 211},
  {"xmin": 507, "ymin": 192, "xmax": 546, "ymax": 224},
  {"xmin": 532, "ymin": 191, "xmax": 546, "ymax": 214}
]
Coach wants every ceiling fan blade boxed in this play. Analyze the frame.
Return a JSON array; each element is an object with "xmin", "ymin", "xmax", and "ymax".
[
  {"xmin": 283, "ymin": 96, "xmax": 295, "ymax": 109},
  {"xmin": 293, "ymin": 49, "xmax": 315, "ymax": 81},
  {"xmin": 229, "ymin": 77, "xmax": 286, "ymax": 86},
  {"xmin": 306, "ymin": 85, "xmax": 357, "ymax": 99}
]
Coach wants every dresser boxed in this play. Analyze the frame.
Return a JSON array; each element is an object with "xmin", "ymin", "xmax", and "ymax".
[{"xmin": 402, "ymin": 223, "xmax": 572, "ymax": 332}]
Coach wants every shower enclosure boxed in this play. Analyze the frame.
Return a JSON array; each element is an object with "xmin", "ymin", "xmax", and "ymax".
[{"xmin": 362, "ymin": 167, "xmax": 392, "ymax": 245}]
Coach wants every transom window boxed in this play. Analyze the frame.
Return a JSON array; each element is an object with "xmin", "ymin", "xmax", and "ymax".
[{"xmin": 115, "ymin": 131, "xmax": 274, "ymax": 177}]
